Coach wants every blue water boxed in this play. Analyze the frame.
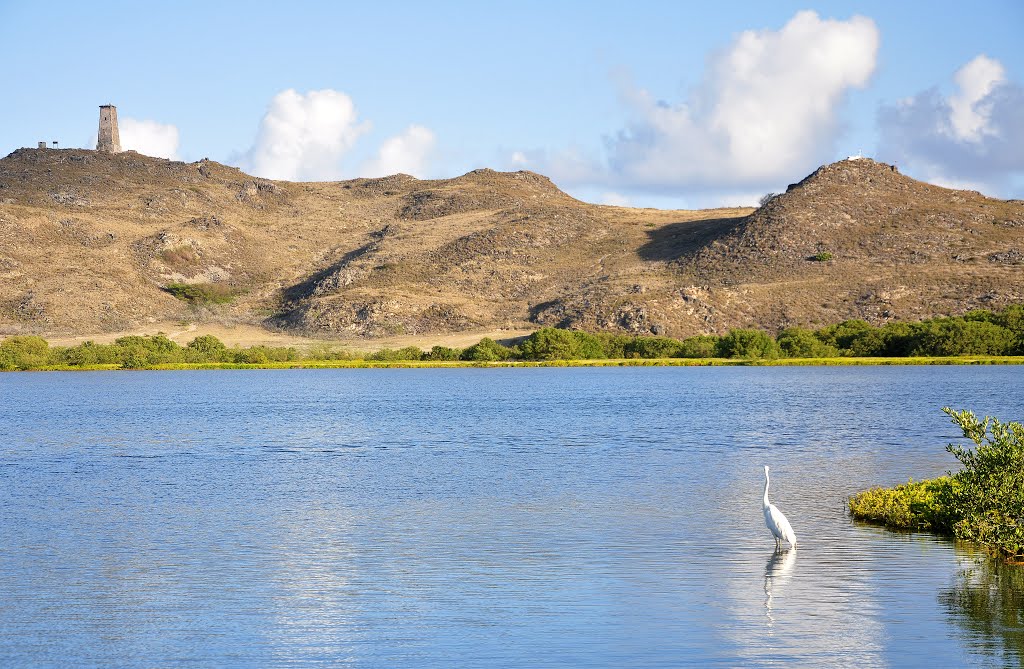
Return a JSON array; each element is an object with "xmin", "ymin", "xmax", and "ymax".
[{"xmin": 1, "ymin": 366, "xmax": 1022, "ymax": 668}]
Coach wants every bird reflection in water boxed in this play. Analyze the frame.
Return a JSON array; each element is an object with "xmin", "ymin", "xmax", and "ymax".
[{"xmin": 764, "ymin": 547, "xmax": 797, "ymax": 626}]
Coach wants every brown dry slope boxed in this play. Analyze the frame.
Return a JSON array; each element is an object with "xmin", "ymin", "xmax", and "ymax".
[
  {"xmin": 683, "ymin": 157, "xmax": 1024, "ymax": 330},
  {"xmin": 0, "ymin": 148, "xmax": 1021, "ymax": 342}
]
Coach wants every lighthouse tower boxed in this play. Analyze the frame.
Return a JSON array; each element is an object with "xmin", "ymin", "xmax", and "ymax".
[{"xmin": 96, "ymin": 105, "xmax": 121, "ymax": 153}]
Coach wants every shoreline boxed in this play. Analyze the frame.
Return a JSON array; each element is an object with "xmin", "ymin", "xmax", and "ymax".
[{"xmin": 8, "ymin": 355, "xmax": 1024, "ymax": 372}]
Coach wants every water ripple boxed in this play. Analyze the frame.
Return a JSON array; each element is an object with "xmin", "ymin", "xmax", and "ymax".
[{"xmin": 0, "ymin": 366, "xmax": 1022, "ymax": 667}]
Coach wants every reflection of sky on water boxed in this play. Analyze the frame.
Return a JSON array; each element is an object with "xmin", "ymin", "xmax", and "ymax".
[
  {"xmin": 0, "ymin": 366, "xmax": 1022, "ymax": 667},
  {"xmin": 263, "ymin": 507, "xmax": 362, "ymax": 665}
]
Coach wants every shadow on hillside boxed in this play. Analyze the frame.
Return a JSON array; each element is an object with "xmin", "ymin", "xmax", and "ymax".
[
  {"xmin": 637, "ymin": 216, "xmax": 746, "ymax": 262},
  {"xmin": 282, "ymin": 242, "xmax": 376, "ymax": 303},
  {"xmin": 527, "ymin": 300, "xmax": 573, "ymax": 330}
]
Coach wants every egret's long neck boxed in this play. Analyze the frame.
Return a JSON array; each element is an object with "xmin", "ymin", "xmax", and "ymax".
[{"xmin": 763, "ymin": 471, "xmax": 770, "ymax": 508}]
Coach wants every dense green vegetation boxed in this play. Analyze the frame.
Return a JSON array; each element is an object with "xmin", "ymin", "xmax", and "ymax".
[
  {"xmin": 850, "ymin": 408, "xmax": 1024, "ymax": 561},
  {"xmin": 2, "ymin": 304, "xmax": 1024, "ymax": 371},
  {"xmin": 0, "ymin": 334, "xmax": 301, "ymax": 371},
  {"xmin": 848, "ymin": 477, "xmax": 954, "ymax": 532},
  {"xmin": 942, "ymin": 409, "xmax": 1024, "ymax": 559}
]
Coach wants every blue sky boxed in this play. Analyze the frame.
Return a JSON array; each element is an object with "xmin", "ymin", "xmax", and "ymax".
[{"xmin": 2, "ymin": 1, "xmax": 1022, "ymax": 207}]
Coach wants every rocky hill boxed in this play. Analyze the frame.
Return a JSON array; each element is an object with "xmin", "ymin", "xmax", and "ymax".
[
  {"xmin": 0, "ymin": 149, "xmax": 1021, "ymax": 341},
  {"xmin": 686, "ymin": 158, "xmax": 1024, "ymax": 328}
]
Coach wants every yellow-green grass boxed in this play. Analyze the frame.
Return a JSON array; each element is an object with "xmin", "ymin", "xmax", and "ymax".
[
  {"xmin": 16, "ymin": 355, "xmax": 1024, "ymax": 372},
  {"xmin": 848, "ymin": 477, "xmax": 954, "ymax": 532},
  {"xmin": 761, "ymin": 356, "xmax": 1024, "ymax": 366}
]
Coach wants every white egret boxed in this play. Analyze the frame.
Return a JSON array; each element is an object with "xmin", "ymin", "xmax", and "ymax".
[{"xmin": 763, "ymin": 465, "xmax": 797, "ymax": 548}]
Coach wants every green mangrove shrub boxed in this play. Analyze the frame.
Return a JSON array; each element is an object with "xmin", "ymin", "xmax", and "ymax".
[
  {"xmin": 519, "ymin": 328, "xmax": 606, "ymax": 360},
  {"xmin": 716, "ymin": 328, "xmax": 781, "ymax": 359},
  {"xmin": 623, "ymin": 336, "xmax": 683, "ymax": 359},
  {"xmin": 911, "ymin": 320, "xmax": 1015, "ymax": 356},
  {"xmin": 850, "ymin": 408, "xmax": 1024, "ymax": 560},
  {"xmin": 232, "ymin": 345, "xmax": 299, "ymax": 364},
  {"xmin": 5, "ymin": 302, "xmax": 1024, "ymax": 371},
  {"xmin": 0, "ymin": 335, "xmax": 50, "ymax": 370},
  {"xmin": 368, "ymin": 346, "xmax": 424, "ymax": 362},
  {"xmin": 185, "ymin": 335, "xmax": 230, "ymax": 362},
  {"xmin": 424, "ymin": 345, "xmax": 461, "ymax": 361},
  {"xmin": 941, "ymin": 407, "xmax": 1024, "ymax": 559},
  {"xmin": 815, "ymin": 319, "xmax": 874, "ymax": 355},
  {"xmin": 676, "ymin": 334, "xmax": 718, "ymax": 358},
  {"xmin": 461, "ymin": 337, "xmax": 512, "ymax": 362},
  {"xmin": 776, "ymin": 327, "xmax": 839, "ymax": 358}
]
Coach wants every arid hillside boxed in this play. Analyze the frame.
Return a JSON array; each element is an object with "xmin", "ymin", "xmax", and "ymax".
[
  {"xmin": 685, "ymin": 158, "xmax": 1024, "ymax": 329},
  {"xmin": 0, "ymin": 148, "xmax": 1021, "ymax": 341}
]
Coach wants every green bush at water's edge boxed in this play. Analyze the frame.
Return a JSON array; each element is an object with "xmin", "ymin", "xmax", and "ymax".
[
  {"xmin": 0, "ymin": 335, "xmax": 50, "ymax": 370},
  {"xmin": 0, "ymin": 333, "xmax": 303, "ymax": 370},
  {"xmin": 425, "ymin": 345, "xmax": 461, "ymax": 361},
  {"xmin": 777, "ymin": 327, "xmax": 840, "ymax": 358},
  {"xmin": 461, "ymin": 337, "xmax": 514, "ymax": 362},
  {"xmin": 715, "ymin": 328, "xmax": 781, "ymax": 359},
  {"xmin": 3, "ymin": 303, "xmax": 1024, "ymax": 371},
  {"xmin": 368, "ymin": 346, "xmax": 425, "ymax": 362},
  {"xmin": 848, "ymin": 477, "xmax": 955, "ymax": 532},
  {"xmin": 941, "ymin": 408, "xmax": 1024, "ymax": 559},
  {"xmin": 849, "ymin": 408, "xmax": 1024, "ymax": 561}
]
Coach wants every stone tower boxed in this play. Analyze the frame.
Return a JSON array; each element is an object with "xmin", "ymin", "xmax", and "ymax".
[{"xmin": 96, "ymin": 105, "xmax": 121, "ymax": 153}]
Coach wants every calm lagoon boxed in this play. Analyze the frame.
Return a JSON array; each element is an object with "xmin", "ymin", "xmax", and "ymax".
[{"xmin": 1, "ymin": 366, "xmax": 1022, "ymax": 667}]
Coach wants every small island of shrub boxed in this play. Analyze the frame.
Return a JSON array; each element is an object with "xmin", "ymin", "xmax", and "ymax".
[{"xmin": 849, "ymin": 408, "xmax": 1024, "ymax": 561}]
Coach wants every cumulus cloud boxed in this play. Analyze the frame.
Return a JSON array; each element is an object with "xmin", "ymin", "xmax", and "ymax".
[
  {"xmin": 510, "ymin": 146, "xmax": 604, "ymax": 183},
  {"xmin": 362, "ymin": 125, "xmax": 436, "ymax": 177},
  {"xmin": 243, "ymin": 88, "xmax": 372, "ymax": 181},
  {"xmin": 877, "ymin": 54, "xmax": 1024, "ymax": 196},
  {"xmin": 948, "ymin": 55, "xmax": 1006, "ymax": 141},
  {"xmin": 118, "ymin": 118, "xmax": 180, "ymax": 159},
  {"xmin": 601, "ymin": 11, "xmax": 879, "ymax": 193},
  {"xmin": 517, "ymin": 11, "xmax": 877, "ymax": 202},
  {"xmin": 600, "ymin": 191, "xmax": 631, "ymax": 207}
]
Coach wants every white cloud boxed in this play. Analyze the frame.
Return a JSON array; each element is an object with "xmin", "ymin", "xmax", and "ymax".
[
  {"xmin": 521, "ymin": 146, "xmax": 604, "ymax": 184},
  {"xmin": 600, "ymin": 191, "xmax": 631, "ymax": 207},
  {"xmin": 362, "ymin": 124, "xmax": 435, "ymax": 177},
  {"xmin": 948, "ymin": 55, "xmax": 1006, "ymax": 141},
  {"xmin": 595, "ymin": 11, "xmax": 879, "ymax": 193},
  {"xmin": 242, "ymin": 88, "xmax": 372, "ymax": 181},
  {"xmin": 118, "ymin": 118, "xmax": 180, "ymax": 159},
  {"xmin": 699, "ymin": 190, "xmax": 771, "ymax": 208},
  {"xmin": 877, "ymin": 54, "xmax": 1024, "ymax": 197},
  {"xmin": 927, "ymin": 175, "xmax": 989, "ymax": 193}
]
